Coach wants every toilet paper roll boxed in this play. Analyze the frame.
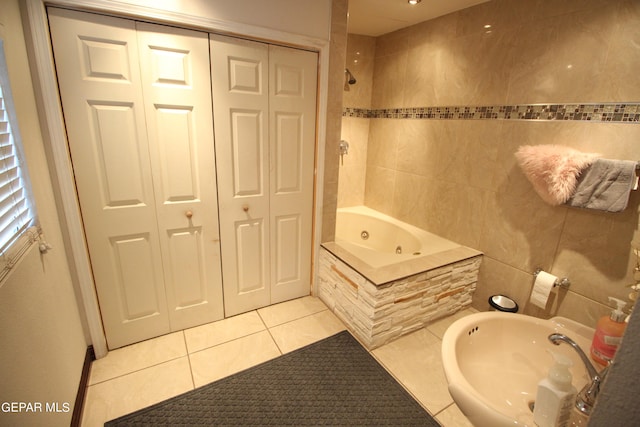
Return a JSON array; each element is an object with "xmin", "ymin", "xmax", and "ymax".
[{"xmin": 529, "ymin": 271, "xmax": 557, "ymax": 309}]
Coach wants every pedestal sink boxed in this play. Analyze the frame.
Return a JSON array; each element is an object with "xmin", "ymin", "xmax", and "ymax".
[{"xmin": 442, "ymin": 312, "xmax": 596, "ymax": 427}]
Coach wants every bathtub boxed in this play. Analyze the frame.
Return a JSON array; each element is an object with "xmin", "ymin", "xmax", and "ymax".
[
  {"xmin": 322, "ymin": 206, "xmax": 481, "ymax": 285},
  {"xmin": 318, "ymin": 206, "xmax": 483, "ymax": 349},
  {"xmin": 334, "ymin": 206, "xmax": 460, "ymax": 269}
]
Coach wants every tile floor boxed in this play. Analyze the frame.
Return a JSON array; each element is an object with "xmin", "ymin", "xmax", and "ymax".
[{"xmin": 81, "ymin": 296, "xmax": 475, "ymax": 426}]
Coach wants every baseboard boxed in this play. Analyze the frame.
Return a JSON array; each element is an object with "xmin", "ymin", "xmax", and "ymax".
[{"xmin": 71, "ymin": 346, "xmax": 95, "ymax": 427}]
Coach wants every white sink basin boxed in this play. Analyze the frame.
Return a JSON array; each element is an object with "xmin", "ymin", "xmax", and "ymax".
[{"xmin": 442, "ymin": 312, "xmax": 595, "ymax": 427}]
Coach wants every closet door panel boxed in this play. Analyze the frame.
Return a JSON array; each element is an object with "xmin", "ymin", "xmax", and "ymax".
[
  {"xmin": 211, "ymin": 34, "xmax": 270, "ymax": 316},
  {"xmin": 80, "ymin": 37, "xmax": 131, "ymax": 81},
  {"xmin": 230, "ymin": 109, "xmax": 265, "ymax": 196},
  {"xmin": 48, "ymin": 8, "xmax": 169, "ymax": 349},
  {"xmin": 155, "ymin": 107, "xmax": 198, "ymax": 200},
  {"xmin": 235, "ymin": 219, "xmax": 267, "ymax": 293},
  {"xmin": 274, "ymin": 113, "xmax": 303, "ymax": 192},
  {"xmin": 166, "ymin": 228, "xmax": 208, "ymax": 308},
  {"xmin": 229, "ymin": 57, "xmax": 263, "ymax": 93},
  {"xmin": 269, "ymin": 45, "xmax": 317, "ymax": 302},
  {"xmin": 274, "ymin": 214, "xmax": 301, "ymax": 284},
  {"xmin": 137, "ymin": 22, "xmax": 224, "ymax": 330},
  {"xmin": 111, "ymin": 234, "xmax": 163, "ymax": 320},
  {"xmin": 89, "ymin": 102, "xmax": 146, "ymax": 206}
]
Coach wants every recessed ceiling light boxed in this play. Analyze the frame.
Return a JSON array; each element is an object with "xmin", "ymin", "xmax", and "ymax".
[{"xmin": 408, "ymin": 0, "xmax": 422, "ymax": 5}]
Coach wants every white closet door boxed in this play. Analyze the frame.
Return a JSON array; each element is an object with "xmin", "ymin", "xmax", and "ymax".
[
  {"xmin": 136, "ymin": 23, "xmax": 224, "ymax": 331},
  {"xmin": 268, "ymin": 45, "xmax": 317, "ymax": 303},
  {"xmin": 211, "ymin": 35, "xmax": 318, "ymax": 316},
  {"xmin": 211, "ymin": 35, "xmax": 271, "ymax": 316},
  {"xmin": 49, "ymin": 8, "xmax": 224, "ymax": 349},
  {"xmin": 48, "ymin": 8, "xmax": 169, "ymax": 348}
]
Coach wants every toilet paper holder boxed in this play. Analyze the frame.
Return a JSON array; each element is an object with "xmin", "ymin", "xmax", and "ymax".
[{"xmin": 533, "ymin": 268, "xmax": 571, "ymax": 289}]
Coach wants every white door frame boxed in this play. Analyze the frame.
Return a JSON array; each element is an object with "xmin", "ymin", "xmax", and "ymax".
[{"xmin": 21, "ymin": 0, "xmax": 330, "ymax": 358}]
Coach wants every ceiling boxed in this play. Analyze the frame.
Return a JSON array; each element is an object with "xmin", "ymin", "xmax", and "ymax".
[{"xmin": 347, "ymin": 0, "xmax": 490, "ymax": 36}]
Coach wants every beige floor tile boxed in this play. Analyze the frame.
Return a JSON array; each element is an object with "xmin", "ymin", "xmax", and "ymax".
[
  {"xmin": 81, "ymin": 299, "xmax": 469, "ymax": 427},
  {"xmin": 426, "ymin": 307, "xmax": 479, "ymax": 340},
  {"xmin": 372, "ymin": 328, "xmax": 453, "ymax": 415},
  {"xmin": 89, "ymin": 332, "xmax": 187, "ymax": 385},
  {"xmin": 82, "ymin": 357, "xmax": 193, "ymax": 427},
  {"xmin": 184, "ymin": 311, "xmax": 266, "ymax": 353},
  {"xmin": 189, "ymin": 330, "xmax": 281, "ymax": 388},
  {"xmin": 268, "ymin": 309, "xmax": 346, "ymax": 353},
  {"xmin": 436, "ymin": 403, "xmax": 474, "ymax": 427},
  {"xmin": 257, "ymin": 295, "xmax": 329, "ymax": 328}
]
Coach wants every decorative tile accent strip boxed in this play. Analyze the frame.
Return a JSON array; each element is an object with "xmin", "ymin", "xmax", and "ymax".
[
  {"xmin": 317, "ymin": 247, "xmax": 482, "ymax": 349},
  {"xmin": 343, "ymin": 103, "xmax": 640, "ymax": 123}
]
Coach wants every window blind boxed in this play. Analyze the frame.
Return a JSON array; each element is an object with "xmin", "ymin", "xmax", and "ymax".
[{"xmin": 0, "ymin": 41, "xmax": 38, "ymax": 283}]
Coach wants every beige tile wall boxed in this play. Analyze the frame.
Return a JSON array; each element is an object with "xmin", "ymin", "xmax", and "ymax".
[
  {"xmin": 341, "ymin": 0, "xmax": 640, "ymax": 327},
  {"xmin": 320, "ymin": 0, "xmax": 348, "ymax": 243},
  {"xmin": 338, "ymin": 35, "xmax": 375, "ymax": 208}
]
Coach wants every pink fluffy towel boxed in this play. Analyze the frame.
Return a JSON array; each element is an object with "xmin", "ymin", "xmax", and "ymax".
[{"xmin": 515, "ymin": 145, "xmax": 601, "ymax": 205}]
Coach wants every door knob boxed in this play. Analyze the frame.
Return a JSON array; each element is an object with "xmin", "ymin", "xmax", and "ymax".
[
  {"xmin": 185, "ymin": 210, "xmax": 193, "ymax": 219},
  {"xmin": 242, "ymin": 204, "xmax": 249, "ymax": 212}
]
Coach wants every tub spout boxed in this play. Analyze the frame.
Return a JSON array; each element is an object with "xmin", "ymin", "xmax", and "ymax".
[{"xmin": 548, "ymin": 333, "xmax": 609, "ymax": 416}]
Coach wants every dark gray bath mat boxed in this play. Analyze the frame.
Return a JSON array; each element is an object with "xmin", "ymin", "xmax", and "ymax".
[{"xmin": 105, "ymin": 330, "xmax": 440, "ymax": 426}]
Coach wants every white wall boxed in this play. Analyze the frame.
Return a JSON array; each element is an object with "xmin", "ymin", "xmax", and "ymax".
[
  {"xmin": 0, "ymin": 1, "xmax": 87, "ymax": 425},
  {"xmin": 121, "ymin": 0, "xmax": 332, "ymax": 41},
  {"xmin": 47, "ymin": 0, "xmax": 332, "ymax": 46}
]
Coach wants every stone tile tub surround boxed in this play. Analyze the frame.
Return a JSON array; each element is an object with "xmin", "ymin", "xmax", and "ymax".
[
  {"xmin": 338, "ymin": 0, "xmax": 640, "ymax": 329},
  {"xmin": 318, "ymin": 247, "xmax": 481, "ymax": 349},
  {"xmin": 318, "ymin": 205, "xmax": 481, "ymax": 349}
]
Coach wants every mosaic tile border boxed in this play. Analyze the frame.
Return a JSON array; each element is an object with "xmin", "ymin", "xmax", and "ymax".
[{"xmin": 343, "ymin": 103, "xmax": 640, "ymax": 123}]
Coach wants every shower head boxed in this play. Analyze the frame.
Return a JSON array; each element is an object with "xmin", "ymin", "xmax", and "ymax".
[{"xmin": 345, "ymin": 68, "xmax": 356, "ymax": 85}]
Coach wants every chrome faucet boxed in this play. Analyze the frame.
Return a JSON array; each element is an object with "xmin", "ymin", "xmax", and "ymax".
[{"xmin": 548, "ymin": 333, "xmax": 610, "ymax": 416}]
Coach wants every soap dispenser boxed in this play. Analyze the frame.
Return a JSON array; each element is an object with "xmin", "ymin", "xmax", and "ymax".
[
  {"xmin": 590, "ymin": 297, "xmax": 627, "ymax": 366},
  {"xmin": 533, "ymin": 350, "xmax": 577, "ymax": 427}
]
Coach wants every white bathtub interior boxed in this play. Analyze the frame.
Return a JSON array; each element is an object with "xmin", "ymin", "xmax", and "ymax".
[
  {"xmin": 318, "ymin": 205, "xmax": 482, "ymax": 349},
  {"xmin": 323, "ymin": 206, "xmax": 480, "ymax": 285},
  {"xmin": 334, "ymin": 206, "xmax": 461, "ymax": 269}
]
